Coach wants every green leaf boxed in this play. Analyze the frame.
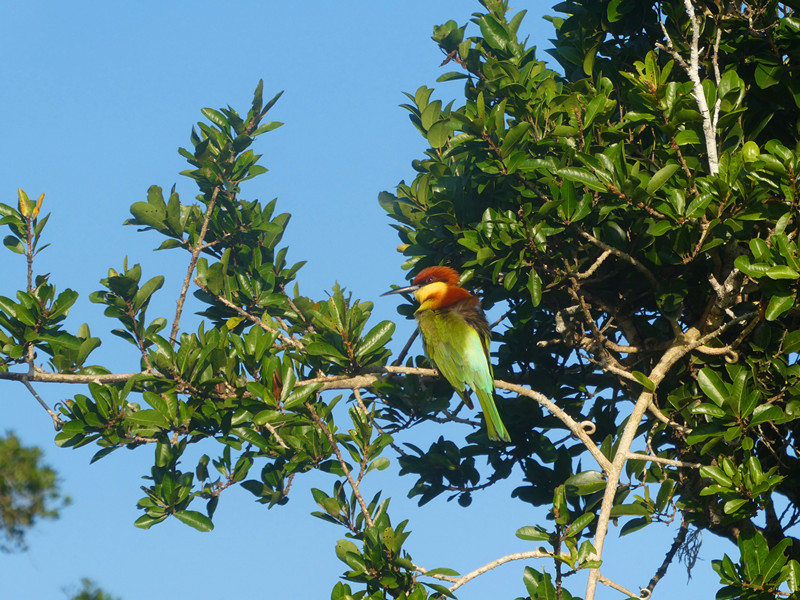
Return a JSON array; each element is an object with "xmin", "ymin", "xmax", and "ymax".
[
  {"xmin": 421, "ymin": 567, "xmax": 460, "ymax": 577},
  {"xmin": 478, "ymin": 14, "xmax": 509, "ymax": 50},
  {"xmin": 173, "ymin": 509, "xmax": 214, "ymax": 532},
  {"xmin": 723, "ymin": 498, "xmax": 750, "ymax": 514},
  {"xmin": 129, "ymin": 201, "xmax": 166, "ymax": 230},
  {"xmin": 697, "ymin": 368, "xmax": 728, "ymax": 406},
  {"xmin": 516, "ymin": 526, "xmax": 551, "ymax": 541},
  {"xmin": 564, "ymin": 470, "xmax": 606, "ymax": 495},
  {"xmin": 126, "ymin": 409, "xmax": 169, "ymax": 428},
  {"xmin": 620, "ymin": 516, "xmax": 651, "ymax": 536},
  {"xmin": 632, "ymin": 371, "xmax": 655, "ymax": 391},
  {"xmin": 3, "ymin": 235, "xmax": 24, "ymax": 254},
  {"xmin": 646, "ymin": 163, "xmax": 680, "ymax": 195},
  {"xmin": 527, "ymin": 270, "xmax": 542, "ymax": 306},
  {"xmin": 283, "ymin": 382, "xmax": 323, "ymax": 409},
  {"xmin": 557, "ymin": 167, "xmax": 605, "ymax": 191},
  {"xmin": 201, "ymin": 107, "xmax": 228, "ymax": 130},
  {"xmin": 500, "ymin": 122, "xmax": 529, "ymax": 157},
  {"xmin": 765, "ymin": 265, "xmax": 800, "ymax": 280},
  {"xmin": 765, "ymin": 294, "xmax": 793, "ymax": 321},
  {"xmin": 357, "ymin": 320, "xmax": 395, "ymax": 359},
  {"xmin": 427, "ymin": 121, "xmax": 451, "ymax": 148},
  {"xmin": 134, "ymin": 513, "xmax": 167, "ymax": 529},
  {"xmin": 565, "ymin": 513, "xmax": 595, "ymax": 537}
]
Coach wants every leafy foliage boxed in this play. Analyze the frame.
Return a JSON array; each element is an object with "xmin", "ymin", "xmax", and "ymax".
[{"xmin": 3, "ymin": 1, "xmax": 800, "ymax": 599}]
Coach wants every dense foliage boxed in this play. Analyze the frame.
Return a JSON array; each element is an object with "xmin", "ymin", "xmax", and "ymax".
[{"xmin": 2, "ymin": 1, "xmax": 800, "ymax": 598}]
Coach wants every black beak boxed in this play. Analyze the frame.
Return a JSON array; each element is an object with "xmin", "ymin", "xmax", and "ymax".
[{"xmin": 381, "ymin": 284, "xmax": 419, "ymax": 297}]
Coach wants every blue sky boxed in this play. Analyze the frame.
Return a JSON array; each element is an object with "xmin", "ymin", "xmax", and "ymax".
[{"xmin": 1, "ymin": 2, "xmax": 730, "ymax": 599}]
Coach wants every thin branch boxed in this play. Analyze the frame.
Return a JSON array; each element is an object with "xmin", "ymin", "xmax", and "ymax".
[
  {"xmin": 625, "ymin": 452, "xmax": 701, "ymax": 469},
  {"xmin": 656, "ymin": 0, "xmax": 720, "ymax": 174},
  {"xmin": 576, "ymin": 249, "xmax": 613, "ymax": 280},
  {"xmin": 306, "ymin": 402, "xmax": 374, "ymax": 528},
  {"xmin": 170, "ymin": 185, "xmax": 220, "ymax": 346},
  {"xmin": 0, "ymin": 370, "xmax": 147, "ymax": 384},
  {"xmin": 494, "ymin": 380, "xmax": 612, "ymax": 473},
  {"xmin": 416, "ymin": 551, "xmax": 554, "ymax": 594},
  {"xmin": 391, "ymin": 329, "xmax": 419, "ymax": 366},
  {"xmin": 597, "ymin": 573, "xmax": 643, "ymax": 599},
  {"xmin": 21, "ymin": 377, "xmax": 63, "ymax": 430},
  {"xmin": 577, "ymin": 230, "xmax": 659, "ymax": 289},
  {"xmin": 260, "ymin": 421, "xmax": 289, "ymax": 450},
  {"xmin": 644, "ymin": 517, "xmax": 690, "ymax": 597},
  {"xmin": 194, "ymin": 277, "xmax": 306, "ymax": 351},
  {"xmin": 298, "ymin": 366, "xmax": 613, "ymax": 471}
]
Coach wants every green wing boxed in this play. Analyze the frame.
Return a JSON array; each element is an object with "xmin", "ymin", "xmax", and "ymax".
[{"xmin": 416, "ymin": 306, "xmax": 510, "ymax": 442}]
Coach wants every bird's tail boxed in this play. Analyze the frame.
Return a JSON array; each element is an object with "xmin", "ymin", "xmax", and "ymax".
[{"xmin": 475, "ymin": 388, "xmax": 511, "ymax": 442}]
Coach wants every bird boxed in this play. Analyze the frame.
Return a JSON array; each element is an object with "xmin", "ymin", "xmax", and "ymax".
[{"xmin": 382, "ymin": 265, "xmax": 511, "ymax": 442}]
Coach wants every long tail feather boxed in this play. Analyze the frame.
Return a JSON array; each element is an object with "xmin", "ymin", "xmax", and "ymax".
[{"xmin": 475, "ymin": 388, "xmax": 511, "ymax": 442}]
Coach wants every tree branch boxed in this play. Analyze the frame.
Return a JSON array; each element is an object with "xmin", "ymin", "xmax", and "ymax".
[
  {"xmin": 170, "ymin": 185, "xmax": 220, "ymax": 345},
  {"xmin": 193, "ymin": 277, "xmax": 306, "ymax": 351},
  {"xmin": 656, "ymin": 0, "xmax": 720, "ymax": 174},
  {"xmin": 21, "ymin": 377, "xmax": 63, "ymax": 430},
  {"xmin": 306, "ymin": 402, "xmax": 374, "ymax": 528},
  {"xmin": 416, "ymin": 550, "xmax": 554, "ymax": 594},
  {"xmin": 577, "ymin": 230, "xmax": 658, "ymax": 289}
]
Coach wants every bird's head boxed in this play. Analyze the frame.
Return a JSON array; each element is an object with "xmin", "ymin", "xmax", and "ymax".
[{"xmin": 382, "ymin": 265, "xmax": 471, "ymax": 310}]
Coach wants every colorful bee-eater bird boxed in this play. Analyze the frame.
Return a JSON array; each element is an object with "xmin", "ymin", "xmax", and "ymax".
[{"xmin": 383, "ymin": 266, "xmax": 511, "ymax": 442}]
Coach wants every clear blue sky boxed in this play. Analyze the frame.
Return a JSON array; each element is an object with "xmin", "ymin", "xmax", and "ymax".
[{"xmin": 1, "ymin": 2, "xmax": 730, "ymax": 599}]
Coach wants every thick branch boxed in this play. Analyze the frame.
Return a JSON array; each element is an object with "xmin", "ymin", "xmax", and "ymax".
[{"xmin": 585, "ymin": 331, "xmax": 702, "ymax": 600}]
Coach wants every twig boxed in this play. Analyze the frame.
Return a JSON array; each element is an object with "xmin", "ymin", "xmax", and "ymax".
[
  {"xmin": 194, "ymin": 278, "xmax": 306, "ymax": 351},
  {"xmin": 494, "ymin": 380, "xmax": 612, "ymax": 473},
  {"xmin": 306, "ymin": 402, "xmax": 374, "ymax": 528},
  {"xmin": 644, "ymin": 517, "xmax": 690, "ymax": 596},
  {"xmin": 597, "ymin": 573, "xmax": 642, "ymax": 599},
  {"xmin": 21, "ymin": 377, "xmax": 63, "ymax": 430},
  {"xmin": 392, "ymin": 329, "xmax": 419, "ymax": 367},
  {"xmin": 260, "ymin": 421, "xmax": 289, "ymax": 450},
  {"xmin": 624, "ymin": 452, "xmax": 701, "ymax": 469},
  {"xmin": 576, "ymin": 249, "xmax": 612, "ymax": 280},
  {"xmin": 577, "ymin": 230, "xmax": 659, "ymax": 289},
  {"xmin": 417, "ymin": 551, "xmax": 554, "ymax": 594},
  {"xmin": 170, "ymin": 185, "xmax": 220, "ymax": 345}
]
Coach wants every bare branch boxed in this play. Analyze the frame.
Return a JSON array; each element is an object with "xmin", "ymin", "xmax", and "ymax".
[
  {"xmin": 644, "ymin": 517, "xmax": 690, "ymax": 596},
  {"xmin": 597, "ymin": 573, "xmax": 643, "ymax": 599},
  {"xmin": 624, "ymin": 452, "xmax": 701, "ymax": 469},
  {"xmin": 495, "ymin": 380, "xmax": 612, "ymax": 473},
  {"xmin": 416, "ymin": 551, "xmax": 555, "ymax": 594},
  {"xmin": 576, "ymin": 248, "xmax": 612, "ymax": 280},
  {"xmin": 577, "ymin": 230, "xmax": 659, "ymax": 288},
  {"xmin": 656, "ymin": 0, "xmax": 720, "ymax": 174},
  {"xmin": 21, "ymin": 377, "xmax": 63, "ymax": 430},
  {"xmin": 0, "ymin": 370, "xmax": 147, "ymax": 385}
]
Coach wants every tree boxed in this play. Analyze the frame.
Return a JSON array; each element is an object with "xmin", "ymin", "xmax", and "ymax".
[
  {"xmin": 64, "ymin": 579, "xmax": 121, "ymax": 600},
  {"xmin": 1, "ymin": 1, "xmax": 800, "ymax": 599},
  {"xmin": 0, "ymin": 431, "xmax": 65, "ymax": 552}
]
